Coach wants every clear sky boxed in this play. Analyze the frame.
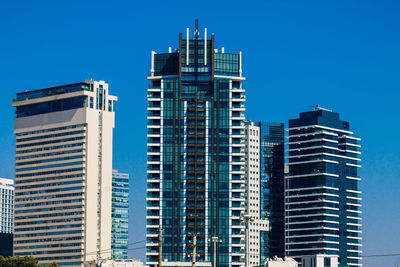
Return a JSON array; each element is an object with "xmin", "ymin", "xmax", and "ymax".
[{"xmin": 0, "ymin": 0, "xmax": 399, "ymax": 266}]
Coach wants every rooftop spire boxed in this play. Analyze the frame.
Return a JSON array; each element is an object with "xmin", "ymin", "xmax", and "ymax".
[{"xmin": 194, "ymin": 19, "xmax": 199, "ymax": 39}]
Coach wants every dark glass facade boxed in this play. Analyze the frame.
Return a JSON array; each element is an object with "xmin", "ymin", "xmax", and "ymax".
[
  {"xmin": 16, "ymin": 82, "xmax": 91, "ymax": 101},
  {"xmin": 0, "ymin": 233, "xmax": 13, "ymax": 257},
  {"xmin": 146, "ymin": 28, "xmax": 245, "ymax": 267},
  {"xmin": 258, "ymin": 122, "xmax": 285, "ymax": 261},
  {"xmin": 15, "ymin": 96, "xmax": 88, "ymax": 118},
  {"xmin": 286, "ymin": 109, "xmax": 362, "ymax": 267},
  {"xmin": 111, "ymin": 170, "xmax": 129, "ymax": 259}
]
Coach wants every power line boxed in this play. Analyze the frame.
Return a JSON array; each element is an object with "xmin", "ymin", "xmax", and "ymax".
[
  {"xmin": 83, "ymin": 246, "xmax": 147, "ymax": 265},
  {"xmin": 128, "ymin": 239, "xmax": 147, "ymax": 247},
  {"xmin": 127, "ymin": 246, "xmax": 146, "ymax": 251},
  {"xmin": 86, "ymin": 239, "xmax": 146, "ymax": 255},
  {"xmin": 84, "ymin": 239, "xmax": 147, "ymax": 256},
  {"xmin": 363, "ymin": 253, "xmax": 400, "ymax": 258}
]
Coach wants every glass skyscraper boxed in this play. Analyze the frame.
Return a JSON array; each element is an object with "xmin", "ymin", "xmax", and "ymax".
[
  {"xmin": 285, "ymin": 108, "xmax": 362, "ymax": 267},
  {"xmin": 258, "ymin": 122, "xmax": 285, "ymax": 261},
  {"xmin": 111, "ymin": 170, "xmax": 129, "ymax": 259},
  {"xmin": 146, "ymin": 25, "xmax": 246, "ymax": 267},
  {"xmin": 12, "ymin": 80, "xmax": 117, "ymax": 266}
]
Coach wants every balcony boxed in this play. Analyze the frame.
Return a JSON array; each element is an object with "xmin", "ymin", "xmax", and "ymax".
[
  {"xmin": 148, "ymin": 136, "xmax": 160, "ymax": 142},
  {"xmin": 147, "ymin": 147, "xmax": 160, "ymax": 153},
  {"xmin": 232, "ymin": 165, "xmax": 244, "ymax": 171},
  {"xmin": 232, "ymin": 94, "xmax": 246, "ymax": 102},
  {"xmin": 232, "ymin": 87, "xmax": 245, "ymax": 93},
  {"xmin": 147, "ymin": 128, "xmax": 160, "ymax": 134},
  {"xmin": 232, "ymin": 104, "xmax": 245, "ymax": 112},
  {"xmin": 232, "ymin": 129, "xmax": 245, "ymax": 135},
  {"xmin": 232, "ymin": 139, "xmax": 245, "ymax": 144}
]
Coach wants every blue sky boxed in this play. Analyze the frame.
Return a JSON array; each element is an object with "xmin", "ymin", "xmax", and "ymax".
[{"xmin": 0, "ymin": 0, "xmax": 399, "ymax": 266}]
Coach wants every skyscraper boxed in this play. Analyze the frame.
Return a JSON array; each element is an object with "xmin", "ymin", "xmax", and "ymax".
[
  {"xmin": 0, "ymin": 177, "xmax": 14, "ymax": 257},
  {"xmin": 13, "ymin": 80, "xmax": 117, "ymax": 266},
  {"xmin": 146, "ymin": 24, "xmax": 246, "ymax": 267},
  {"xmin": 285, "ymin": 107, "xmax": 362, "ymax": 267},
  {"xmin": 244, "ymin": 121, "xmax": 268, "ymax": 267},
  {"xmin": 258, "ymin": 122, "xmax": 285, "ymax": 261},
  {"xmin": 111, "ymin": 170, "xmax": 130, "ymax": 259},
  {"xmin": 243, "ymin": 121, "xmax": 285, "ymax": 266}
]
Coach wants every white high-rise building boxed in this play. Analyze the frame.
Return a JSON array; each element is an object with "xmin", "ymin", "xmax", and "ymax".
[
  {"xmin": 244, "ymin": 121, "xmax": 268, "ymax": 267},
  {"xmin": 12, "ymin": 79, "xmax": 117, "ymax": 266},
  {"xmin": 0, "ymin": 178, "xmax": 14, "ymax": 234}
]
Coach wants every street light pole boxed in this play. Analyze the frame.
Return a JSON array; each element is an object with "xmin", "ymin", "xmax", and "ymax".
[
  {"xmin": 158, "ymin": 225, "xmax": 162, "ymax": 267},
  {"xmin": 192, "ymin": 235, "xmax": 197, "ymax": 267},
  {"xmin": 211, "ymin": 236, "xmax": 220, "ymax": 267},
  {"xmin": 213, "ymin": 238, "xmax": 217, "ymax": 267},
  {"xmin": 208, "ymin": 236, "xmax": 222, "ymax": 267}
]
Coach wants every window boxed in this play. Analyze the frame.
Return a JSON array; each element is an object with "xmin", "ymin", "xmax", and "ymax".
[
  {"xmin": 324, "ymin": 257, "xmax": 331, "ymax": 267},
  {"xmin": 16, "ymin": 96, "xmax": 87, "ymax": 118}
]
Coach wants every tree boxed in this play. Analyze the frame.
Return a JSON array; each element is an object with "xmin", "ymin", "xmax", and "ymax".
[
  {"xmin": 0, "ymin": 256, "xmax": 59, "ymax": 267},
  {"xmin": 0, "ymin": 256, "xmax": 40, "ymax": 267}
]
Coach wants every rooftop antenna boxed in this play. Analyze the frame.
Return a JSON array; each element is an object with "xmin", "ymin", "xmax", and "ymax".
[
  {"xmin": 310, "ymin": 104, "xmax": 332, "ymax": 112},
  {"xmin": 194, "ymin": 19, "xmax": 199, "ymax": 39}
]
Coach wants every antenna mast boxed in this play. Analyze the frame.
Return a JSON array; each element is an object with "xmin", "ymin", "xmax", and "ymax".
[
  {"xmin": 195, "ymin": 19, "xmax": 199, "ymax": 39},
  {"xmin": 311, "ymin": 104, "xmax": 332, "ymax": 112}
]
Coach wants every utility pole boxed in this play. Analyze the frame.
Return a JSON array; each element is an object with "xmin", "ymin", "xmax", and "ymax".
[
  {"xmin": 158, "ymin": 225, "xmax": 162, "ymax": 267},
  {"xmin": 192, "ymin": 235, "xmax": 197, "ymax": 267}
]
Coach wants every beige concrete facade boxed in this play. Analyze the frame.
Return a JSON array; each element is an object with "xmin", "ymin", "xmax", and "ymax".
[{"xmin": 13, "ymin": 80, "xmax": 117, "ymax": 266}]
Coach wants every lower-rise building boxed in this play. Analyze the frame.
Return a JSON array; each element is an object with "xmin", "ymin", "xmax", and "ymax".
[
  {"xmin": 301, "ymin": 255, "xmax": 338, "ymax": 267},
  {"xmin": 100, "ymin": 259, "xmax": 145, "ymax": 267},
  {"xmin": 160, "ymin": 262, "xmax": 212, "ymax": 267},
  {"xmin": 265, "ymin": 257, "xmax": 298, "ymax": 267}
]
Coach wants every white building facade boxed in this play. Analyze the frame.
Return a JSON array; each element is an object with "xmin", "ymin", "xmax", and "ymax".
[
  {"xmin": 265, "ymin": 257, "xmax": 298, "ymax": 267},
  {"xmin": 244, "ymin": 121, "xmax": 269, "ymax": 266},
  {"xmin": 301, "ymin": 255, "xmax": 338, "ymax": 267},
  {"xmin": 0, "ymin": 178, "xmax": 14, "ymax": 234},
  {"xmin": 100, "ymin": 259, "xmax": 146, "ymax": 267}
]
